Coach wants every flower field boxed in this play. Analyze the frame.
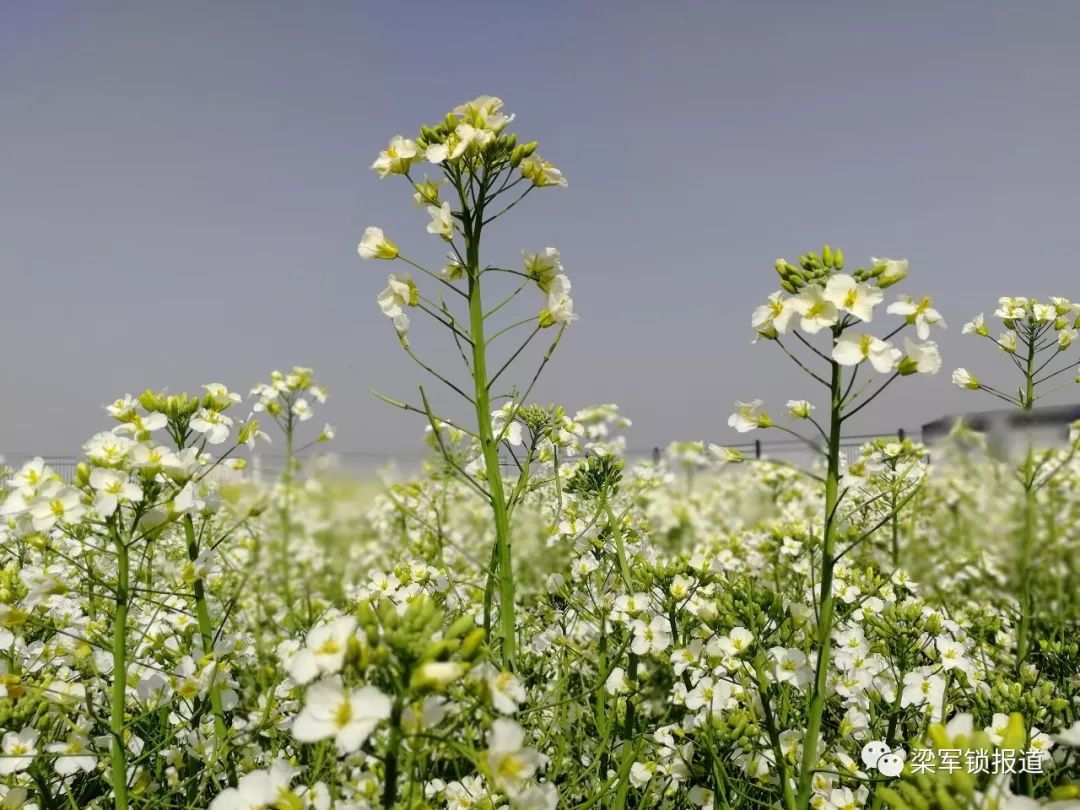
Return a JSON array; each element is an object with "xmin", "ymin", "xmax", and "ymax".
[{"xmin": 2, "ymin": 96, "xmax": 1080, "ymax": 810}]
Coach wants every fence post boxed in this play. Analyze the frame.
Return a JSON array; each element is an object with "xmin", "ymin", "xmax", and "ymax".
[
  {"xmin": 754, "ymin": 439, "xmax": 761, "ymax": 459},
  {"xmin": 897, "ymin": 428, "xmax": 906, "ymax": 442},
  {"xmin": 652, "ymin": 446, "xmax": 660, "ymax": 464}
]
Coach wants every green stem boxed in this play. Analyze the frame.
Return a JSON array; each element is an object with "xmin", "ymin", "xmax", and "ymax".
[
  {"xmin": 280, "ymin": 419, "xmax": 296, "ymax": 623},
  {"xmin": 466, "ymin": 212, "xmax": 516, "ymax": 669},
  {"xmin": 110, "ymin": 535, "xmax": 130, "ymax": 810},
  {"xmin": 753, "ymin": 654, "xmax": 796, "ymax": 810},
  {"xmin": 795, "ymin": 351, "xmax": 844, "ymax": 807},
  {"xmin": 381, "ymin": 697, "xmax": 404, "ymax": 808},
  {"xmin": 183, "ymin": 515, "xmax": 235, "ymax": 786},
  {"xmin": 1017, "ymin": 334, "xmax": 1037, "ymax": 666}
]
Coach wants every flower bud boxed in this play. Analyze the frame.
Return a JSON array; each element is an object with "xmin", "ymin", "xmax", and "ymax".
[
  {"xmin": 875, "ymin": 259, "xmax": 908, "ymax": 289},
  {"xmin": 459, "ymin": 627, "xmax": 486, "ymax": 661},
  {"xmin": 822, "ymin": 244, "xmax": 833, "ymax": 267},
  {"xmin": 410, "ymin": 660, "xmax": 467, "ymax": 691},
  {"xmin": 833, "ymin": 248, "xmax": 844, "ymax": 270}
]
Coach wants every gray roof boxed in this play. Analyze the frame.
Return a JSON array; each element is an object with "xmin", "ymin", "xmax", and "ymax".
[{"xmin": 922, "ymin": 403, "xmax": 1080, "ymax": 441}]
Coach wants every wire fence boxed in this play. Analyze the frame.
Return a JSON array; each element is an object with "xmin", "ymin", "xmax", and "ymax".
[{"xmin": 8, "ymin": 429, "xmax": 916, "ymax": 483}]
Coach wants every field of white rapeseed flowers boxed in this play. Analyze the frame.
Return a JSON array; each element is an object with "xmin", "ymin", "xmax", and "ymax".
[{"xmin": 3, "ymin": 96, "xmax": 1080, "ymax": 810}]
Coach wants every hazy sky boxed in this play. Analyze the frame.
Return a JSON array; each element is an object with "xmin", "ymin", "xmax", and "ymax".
[{"xmin": 3, "ymin": 1, "xmax": 1080, "ymax": 464}]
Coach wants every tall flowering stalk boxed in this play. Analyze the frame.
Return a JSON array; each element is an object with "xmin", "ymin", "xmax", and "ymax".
[
  {"xmin": 728, "ymin": 247, "xmax": 944, "ymax": 808},
  {"xmin": 953, "ymin": 297, "xmax": 1080, "ymax": 666},
  {"xmin": 360, "ymin": 95, "xmax": 573, "ymax": 667},
  {"xmin": 250, "ymin": 367, "xmax": 332, "ymax": 626}
]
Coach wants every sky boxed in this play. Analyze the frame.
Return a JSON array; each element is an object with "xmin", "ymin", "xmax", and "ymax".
[{"xmin": 3, "ymin": 1, "xmax": 1080, "ymax": 466}]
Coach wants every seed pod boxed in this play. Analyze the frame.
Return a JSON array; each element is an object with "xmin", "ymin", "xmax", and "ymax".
[
  {"xmin": 446, "ymin": 615, "xmax": 477, "ymax": 640},
  {"xmin": 459, "ymin": 628, "xmax": 487, "ymax": 661}
]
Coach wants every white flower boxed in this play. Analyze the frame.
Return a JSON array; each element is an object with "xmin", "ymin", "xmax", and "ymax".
[
  {"xmin": 209, "ymin": 760, "xmax": 299, "ymax": 810},
  {"xmin": 962, "ymin": 314, "xmax": 988, "ymax": 336},
  {"xmin": 605, "ymin": 667, "xmax": 632, "ymax": 695},
  {"xmin": 770, "ymin": 646, "xmax": 812, "ymax": 688},
  {"xmin": 371, "ymin": 135, "xmax": 419, "ymax": 178},
  {"xmin": 995, "ymin": 296, "xmax": 1029, "ymax": 320},
  {"xmin": 728, "ymin": 400, "xmax": 771, "ymax": 433},
  {"xmin": 203, "ymin": 383, "xmax": 242, "ymax": 410},
  {"xmin": 824, "ymin": 274, "xmax": 884, "ymax": 322},
  {"xmin": 452, "ymin": 95, "xmax": 514, "ymax": 132},
  {"xmin": 29, "ymin": 483, "xmax": 86, "ymax": 532},
  {"xmin": 45, "ymin": 735, "xmax": 96, "ymax": 776},
  {"xmin": 715, "ymin": 626, "xmax": 754, "ymax": 657},
  {"xmin": 630, "ymin": 615, "xmax": 672, "ymax": 655},
  {"xmin": 286, "ymin": 616, "xmax": 357, "ymax": 685},
  {"xmin": 786, "ymin": 400, "xmax": 815, "ymax": 419},
  {"xmin": 190, "ymin": 408, "xmax": 234, "ymax": 445},
  {"xmin": 871, "ymin": 257, "xmax": 908, "ymax": 288},
  {"xmin": 791, "ymin": 285, "xmax": 839, "ymax": 333},
  {"xmin": 1055, "ymin": 720, "xmax": 1080, "ymax": 747},
  {"xmin": 375, "ymin": 274, "xmax": 416, "ymax": 326},
  {"xmin": 89, "ymin": 468, "xmax": 143, "ymax": 516},
  {"xmin": 1032, "ymin": 302, "xmax": 1056, "ymax": 322},
  {"xmin": 0, "ymin": 727, "xmax": 37, "ymax": 775},
  {"xmin": 887, "ymin": 296, "xmax": 945, "ymax": 339},
  {"xmin": 480, "ymin": 665, "xmax": 527, "ymax": 714},
  {"xmin": 292, "ymin": 399, "xmax": 313, "ymax": 422},
  {"xmin": 520, "ymin": 155, "xmax": 567, "ymax": 188},
  {"xmin": 899, "ymin": 338, "xmax": 942, "ymax": 375},
  {"xmin": 83, "ymin": 432, "xmax": 135, "ymax": 466},
  {"xmin": 523, "ymin": 248, "xmax": 563, "ymax": 293},
  {"xmin": 486, "ymin": 719, "xmax": 543, "ymax": 794},
  {"xmin": 511, "ymin": 782, "xmax": 558, "ymax": 810},
  {"xmin": 426, "ymin": 202, "xmax": 454, "ymax": 239},
  {"xmin": 900, "ymin": 669, "xmax": 945, "ymax": 710},
  {"xmin": 952, "ymin": 368, "xmax": 980, "ymax": 390},
  {"xmin": 934, "ymin": 638, "xmax": 970, "ymax": 673},
  {"xmin": 358, "ymin": 227, "xmax": 399, "ymax": 260},
  {"xmin": 752, "ymin": 292, "xmax": 798, "ymax": 336},
  {"xmin": 997, "ymin": 330, "xmax": 1018, "ymax": 354},
  {"xmin": 292, "ymin": 678, "xmax": 391, "ymax": 753},
  {"xmin": 540, "ymin": 274, "xmax": 577, "ymax": 326},
  {"xmin": 832, "ymin": 333, "xmax": 902, "ymax": 374}
]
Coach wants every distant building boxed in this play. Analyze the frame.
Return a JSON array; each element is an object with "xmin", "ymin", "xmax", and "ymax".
[{"xmin": 921, "ymin": 404, "xmax": 1080, "ymax": 458}]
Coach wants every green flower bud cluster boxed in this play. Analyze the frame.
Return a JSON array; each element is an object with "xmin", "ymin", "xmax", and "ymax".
[
  {"xmin": 709, "ymin": 706, "xmax": 763, "ymax": 751},
  {"xmin": 517, "ymin": 403, "xmax": 567, "ymax": 442},
  {"xmin": 971, "ymin": 678, "xmax": 1054, "ymax": 727},
  {"xmin": 139, "ymin": 390, "xmax": 201, "ymax": 422},
  {"xmin": 355, "ymin": 596, "xmax": 485, "ymax": 691},
  {"xmin": 1036, "ymin": 637, "xmax": 1080, "ymax": 684},
  {"xmin": 861, "ymin": 601, "xmax": 941, "ymax": 665},
  {"xmin": 709, "ymin": 576, "xmax": 785, "ymax": 637},
  {"xmin": 0, "ymin": 562, "xmax": 27, "ymax": 606},
  {"xmin": 565, "ymin": 455, "xmax": 624, "ymax": 499},
  {"xmin": 415, "ymin": 118, "xmax": 536, "ymax": 171},
  {"xmin": 0, "ymin": 690, "xmax": 47, "ymax": 726},
  {"xmin": 773, "ymin": 245, "xmax": 844, "ymax": 293}
]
